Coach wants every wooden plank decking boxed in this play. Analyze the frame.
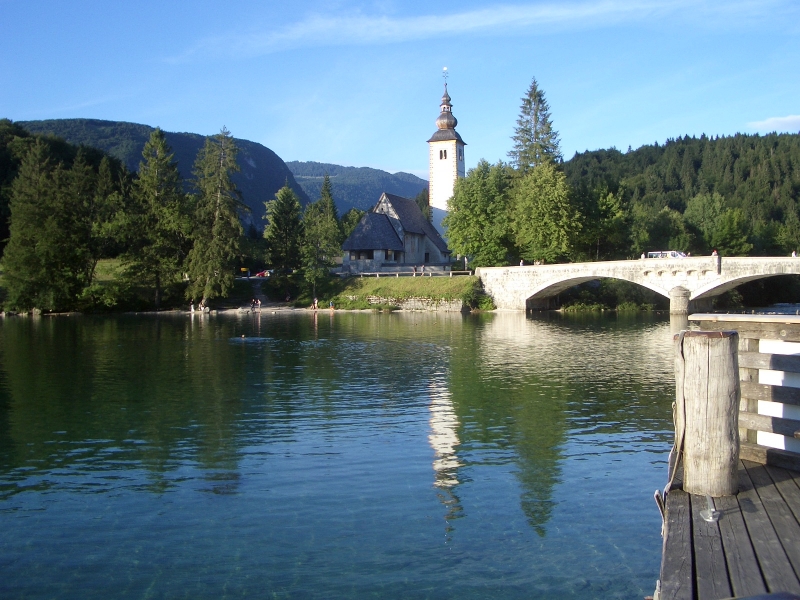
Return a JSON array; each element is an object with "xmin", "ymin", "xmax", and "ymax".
[{"xmin": 659, "ymin": 460, "xmax": 800, "ymax": 599}]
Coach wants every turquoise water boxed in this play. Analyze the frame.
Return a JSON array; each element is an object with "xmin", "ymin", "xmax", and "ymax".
[{"xmin": 0, "ymin": 311, "xmax": 675, "ymax": 598}]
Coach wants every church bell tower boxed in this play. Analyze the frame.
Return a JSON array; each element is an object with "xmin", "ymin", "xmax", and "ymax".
[{"xmin": 428, "ymin": 80, "xmax": 465, "ymax": 212}]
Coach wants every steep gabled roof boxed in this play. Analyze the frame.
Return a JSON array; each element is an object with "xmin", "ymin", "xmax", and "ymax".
[
  {"xmin": 342, "ymin": 212, "xmax": 403, "ymax": 251},
  {"xmin": 380, "ymin": 193, "xmax": 450, "ymax": 254}
]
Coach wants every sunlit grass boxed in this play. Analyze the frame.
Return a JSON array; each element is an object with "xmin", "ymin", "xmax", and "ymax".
[
  {"xmin": 94, "ymin": 258, "xmax": 123, "ymax": 282},
  {"xmin": 339, "ymin": 275, "xmax": 478, "ymax": 301}
]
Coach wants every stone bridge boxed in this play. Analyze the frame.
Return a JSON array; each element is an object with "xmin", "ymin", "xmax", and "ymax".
[{"xmin": 475, "ymin": 256, "xmax": 800, "ymax": 314}]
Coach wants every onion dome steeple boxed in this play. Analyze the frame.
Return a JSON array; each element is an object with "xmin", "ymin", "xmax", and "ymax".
[
  {"xmin": 428, "ymin": 83, "xmax": 465, "ymax": 144},
  {"xmin": 435, "ymin": 84, "xmax": 458, "ymax": 130}
]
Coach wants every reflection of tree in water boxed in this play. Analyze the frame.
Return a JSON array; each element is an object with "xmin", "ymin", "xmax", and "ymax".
[
  {"xmin": 507, "ymin": 388, "xmax": 566, "ymax": 537},
  {"xmin": 448, "ymin": 313, "xmax": 568, "ymax": 536},
  {"xmin": 0, "ymin": 315, "xmax": 251, "ymax": 495}
]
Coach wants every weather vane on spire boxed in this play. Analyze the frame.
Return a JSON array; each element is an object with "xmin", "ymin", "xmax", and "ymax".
[{"xmin": 442, "ymin": 66, "xmax": 448, "ymax": 83}]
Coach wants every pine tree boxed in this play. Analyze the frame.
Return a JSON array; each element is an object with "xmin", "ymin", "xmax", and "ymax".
[
  {"xmin": 414, "ymin": 187, "xmax": 431, "ymax": 222},
  {"xmin": 185, "ymin": 128, "xmax": 244, "ymax": 304},
  {"xmin": 508, "ymin": 77, "xmax": 562, "ymax": 173},
  {"xmin": 264, "ymin": 184, "xmax": 303, "ymax": 274},
  {"xmin": 122, "ymin": 128, "xmax": 190, "ymax": 308},
  {"xmin": 301, "ymin": 176, "xmax": 342, "ymax": 299},
  {"xmin": 341, "ymin": 208, "xmax": 365, "ymax": 239},
  {"xmin": 89, "ymin": 156, "xmax": 127, "ymax": 267},
  {"xmin": 3, "ymin": 141, "xmax": 93, "ymax": 310}
]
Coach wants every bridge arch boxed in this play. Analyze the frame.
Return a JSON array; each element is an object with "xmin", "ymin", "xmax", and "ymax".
[
  {"xmin": 525, "ymin": 275, "xmax": 671, "ymax": 303},
  {"xmin": 476, "ymin": 257, "xmax": 800, "ymax": 313}
]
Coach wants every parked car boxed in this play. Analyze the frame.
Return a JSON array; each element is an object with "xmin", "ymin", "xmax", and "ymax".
[{"xmin": 647, "ymin": 250, "xmax": 686, "ymax": 259}]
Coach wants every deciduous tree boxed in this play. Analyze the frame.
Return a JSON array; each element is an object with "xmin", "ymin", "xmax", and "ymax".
[
  {"xmin": 510, "ymin": 162, "xmax": 578, "ymax": 263},
  {"xmin": 442, "ymin": 160, "xmax": 514, "ymax": 267},
  {"xmin": 711, "ymin": 208, "xmax": 753, "ymax": 256},
  {"xmin": 341, "ymin": 207, "xmax": 365, "ymax": 239}
]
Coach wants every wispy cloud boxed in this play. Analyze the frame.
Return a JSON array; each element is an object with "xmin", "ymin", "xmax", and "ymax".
[
  {"xmin": 747, "ymin": 115, "xmax": 800, "ymax": 133},
  {"xmin": 168, "ymin": 0, "xmax": 784, "ymax": 64}
]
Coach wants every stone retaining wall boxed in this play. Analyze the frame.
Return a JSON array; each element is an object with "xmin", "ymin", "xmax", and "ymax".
[{"xmin": 362, "ymin": 295, "xmax": 466, "ymax": 312}]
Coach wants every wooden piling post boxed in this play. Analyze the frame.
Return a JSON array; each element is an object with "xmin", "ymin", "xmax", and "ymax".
[{"xmin": 674, "ymin": 330, "xmax": 740, "ymax": 496}]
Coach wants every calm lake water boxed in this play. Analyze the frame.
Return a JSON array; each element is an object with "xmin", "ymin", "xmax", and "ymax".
[{"xmin": 0, "ymin": 310, "xmax": 677, "ymax": 599}]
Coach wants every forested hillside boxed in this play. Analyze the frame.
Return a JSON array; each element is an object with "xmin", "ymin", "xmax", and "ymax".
[
  {"xmin": 286, "ymin": 161, "xmax": 427, "ymax": 212},
  {"xmin": 1, "ymin": 120, "xmax": 321, "ymax": 312},
  {"xmin": 18, "ymin": 119, "xmax": 310, "ymax": 231},
  {"xmin": 563, "ymin": 132, "xmax": 800, "ymax": 259},
  {"xmin": 0, "ymin": 119, "xmax": 128, "ymax": 254}
]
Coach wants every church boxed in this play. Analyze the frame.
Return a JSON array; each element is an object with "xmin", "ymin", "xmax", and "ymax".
[{"xmin": 341, "ymin": 83, "xmax": 465, "ymax": 273}]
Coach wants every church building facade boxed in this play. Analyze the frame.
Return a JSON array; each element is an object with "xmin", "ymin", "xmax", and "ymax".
[
  {"xmin": 341, "ymin": 193, "xmax": 450, "ymax": 273},
  {"xmin": 340, "ymin": 82, "xmax": 465, "ymax": 273}
]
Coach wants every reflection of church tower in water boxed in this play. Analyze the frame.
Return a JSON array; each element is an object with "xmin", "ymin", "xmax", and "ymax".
[
  {"xmin": 428, "ymin": 382, "xmax": 463, "ymax": 533},
  {"xmin": 428, "ymin": 79, "xmax": 466, "ymax": 212}
]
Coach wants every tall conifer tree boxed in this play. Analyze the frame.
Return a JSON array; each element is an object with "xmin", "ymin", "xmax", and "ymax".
[
  {"xmin": 122, "ymin": 128, "xmax": 189, "ymax": 308},
  {"xmin": 185, "ymin": 127, "xmax": 244, "ymax": 304},
  {"xmin": 3, "ymin": 141, "xmax": 93, "ymax": 310},
  {"xmin": 508, "ymin": 77, "xmax": 562, "ymax": 173},
  {"xmin": 301, "ymin": 174, "xmax": 342, "ymax": 298},
  {"xmin": 264, "ymin": 184, "xmax": 303, "ymax": 274}
]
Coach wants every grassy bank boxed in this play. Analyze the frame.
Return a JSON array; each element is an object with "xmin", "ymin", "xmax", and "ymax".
[{"xmin": 329, "ymin": 275, "xmax": 492, "ymax": 310}]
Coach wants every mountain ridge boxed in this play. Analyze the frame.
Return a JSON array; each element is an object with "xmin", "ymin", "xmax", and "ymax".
[
  {"xmin": 286, "ymin": 160, "xmax": 427, "ymax": 213},
  {"xmin": 17, "ymin": 118, "xmax": 311, "ymax": 231}
]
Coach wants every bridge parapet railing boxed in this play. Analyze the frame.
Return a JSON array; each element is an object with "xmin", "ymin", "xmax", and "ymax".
[
  {"xmin": 356, "ymin": 270, "xmax": 473, "ymax": 278},
  {"xmin": 690, "ymin": 313, "xmax": 800, "ymax": 472}
]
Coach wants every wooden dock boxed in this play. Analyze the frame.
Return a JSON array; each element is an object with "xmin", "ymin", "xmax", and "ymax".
[
  {"xmin": 659, "ymin": 460, "xmax": 800, "ymax": 599},
  {"xmin": 658, "ymin": 315, "xmax": 800, "ymax": 600}
]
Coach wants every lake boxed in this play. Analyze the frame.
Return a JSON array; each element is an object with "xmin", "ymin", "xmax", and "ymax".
[{"xmin": 0, "ymin": 310, "xmax": 676, "ymax": 599}]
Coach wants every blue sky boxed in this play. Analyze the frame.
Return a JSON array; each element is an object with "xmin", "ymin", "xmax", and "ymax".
[{"xmin": 2, "ymin": 1, "xmax": 799, "ymax": 179}]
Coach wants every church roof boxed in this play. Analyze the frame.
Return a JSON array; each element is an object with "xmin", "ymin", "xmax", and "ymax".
[
  {"xmin": 380, "ymin": 193, "xmax": 450, "ymax": 254},
  {"xmin": 427, "ymin": 129, "xmax": 465, "ymax": 144},
  {"xmin": 341, "ymin": 212, "xmax": 403, "ymax": 251}
]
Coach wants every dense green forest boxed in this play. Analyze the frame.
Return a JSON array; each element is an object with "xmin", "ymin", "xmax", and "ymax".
[
  {"xmin": 286, "ymin": 161, "xmax": 427, "ymax": 213},
  {"xmin": 0, "ymin": 119, "xmax": 127, "ymax": 256},
  {"xmin": 0, "ymin": 120, "xmax": 352, "ymax": 313},
  {"xmin": 18, "ymin": 119, "xmax": 310, "ymax": 232},
  {"xmin": 564, "ymin": 133, "xmax": 800, "ymax": 259}
]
